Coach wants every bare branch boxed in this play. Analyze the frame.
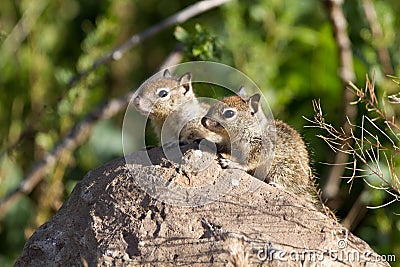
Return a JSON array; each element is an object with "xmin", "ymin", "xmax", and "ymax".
[
  {"xmin": 1, "ymin": 1, "xmax": 230, "ymax": 161},
  {"xmin": 0, "ymin": 94, "xmax": 132, "ymax": 217},
  {"xmin": 322, "ymin": 0, "xmax": 357, "ymax": 199},
  {"xmin": 67, "ymin": 0, "xmax": 232, "ymax": 87},
  {"xmin": 362, "ymin": 0, "xmax": 394, "ymax": 75},
  {"xmin": 0, "ymin": 49, "xmax": 183, "ymax": 218},
  {"xmin": 0, "ymin": 1, "xmax": 48, "ymax": 61},
  {"xmin": 0, "ymin": 0, "xmax": 231, "ymax": 216}
]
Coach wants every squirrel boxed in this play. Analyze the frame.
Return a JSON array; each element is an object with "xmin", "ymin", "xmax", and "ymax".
[
  {"xmin": 201, "ymin": 88, "xmax": 320, "ymax": 207},
  {"xmin": 133, "ymin": 69, "xmax": 221, "ymax": 144}
]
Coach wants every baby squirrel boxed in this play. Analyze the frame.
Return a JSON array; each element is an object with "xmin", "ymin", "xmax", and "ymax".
[
  {"xmin": 133, "ymin": 69, "xmax": 220, "ymax": 144},
  {"xmin": 201, "ymin": 88, "xmax": 319, "ymax": 206}
]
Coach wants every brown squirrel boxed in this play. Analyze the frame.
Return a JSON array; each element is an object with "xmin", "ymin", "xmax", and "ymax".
[
  {"xmin": 133, "ymin": 69, "xmax": 220, "ymax": 144},
  {"xmin": 201, "ymin": 88, "xmax": 319, "ymax": 206}
]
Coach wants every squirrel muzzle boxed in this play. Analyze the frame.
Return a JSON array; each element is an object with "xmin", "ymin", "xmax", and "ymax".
[{"xmin": 201, "ymin": 117, "xmax": 224, "ymax": 133}]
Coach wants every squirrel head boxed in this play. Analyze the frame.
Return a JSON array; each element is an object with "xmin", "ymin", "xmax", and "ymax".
[
  {"xmin": 133, "ymin": 70, "xmax": 195, "ymax": 120},
  {"xmin": 201, "ymin": 91, "xmax": 264, "ymax": 140}
]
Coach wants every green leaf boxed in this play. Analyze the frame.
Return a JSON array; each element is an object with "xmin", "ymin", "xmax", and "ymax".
[{"xmin": 174, "ymin": 26, "xmax": 189, "ymax": 42}]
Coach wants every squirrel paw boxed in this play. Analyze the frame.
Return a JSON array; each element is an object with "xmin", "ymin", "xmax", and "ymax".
[{"xmin": 218, "ymin": 157, "xmax": 247, "ymax": 171}]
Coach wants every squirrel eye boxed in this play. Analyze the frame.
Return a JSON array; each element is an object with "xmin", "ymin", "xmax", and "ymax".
[
  {"xmin": 157, "ymin": 88, "xmax": 169, "ymax": 98},
  {"xmin": 223, "ymin": 109, "xmax": 236, "ymax": 119}
]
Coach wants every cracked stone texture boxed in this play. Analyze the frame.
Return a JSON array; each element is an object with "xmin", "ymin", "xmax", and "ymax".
[{"xmin": 14, "ymin": 144, "xmax": 389, "ymax": 266}]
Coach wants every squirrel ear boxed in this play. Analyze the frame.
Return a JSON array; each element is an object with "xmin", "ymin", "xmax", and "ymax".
[
  {"xmin": 179, "ymin": 72, "xmax": 192, "ymax": 85},
  {"xmin": 237, "ymin": 86, "xmax": 248, "ymax": 98},
  {"xmin": 178, "ymin": 72, "xmax": 193, "ymax": 95},
  {"xmin": 163, "ymin": 69, "xmax": 172, "ymax": 78},
  {"xmin": 248, "ymin": 94, "xmax": 261, "ymax": 114}
]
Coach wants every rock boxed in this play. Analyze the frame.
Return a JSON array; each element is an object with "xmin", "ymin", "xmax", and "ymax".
[{"xmin": 15, "ymin": 144, "xmax": 389, "ymax": 266}]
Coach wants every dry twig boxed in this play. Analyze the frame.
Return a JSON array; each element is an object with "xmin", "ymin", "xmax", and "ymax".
[
  {"xmin": 306, "ymin": 77, "xmax": 400, "ymax": 213},
  {"xmin": 68, "ymin": 0, "xmax": 232, "ymax": 87},
  {"xmin": 322, "ymin": 0, "xmax": 357, "ymax": 199}
]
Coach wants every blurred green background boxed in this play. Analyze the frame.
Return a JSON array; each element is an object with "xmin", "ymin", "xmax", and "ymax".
[{"xmin": 0, "ymin": 0, "xmax": 399, "ymax": 265}]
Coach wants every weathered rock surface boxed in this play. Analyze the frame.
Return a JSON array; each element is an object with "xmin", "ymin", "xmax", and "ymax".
[{"xmin": 15, "ymin": 144, "xmax": 389, "ymax": 266}]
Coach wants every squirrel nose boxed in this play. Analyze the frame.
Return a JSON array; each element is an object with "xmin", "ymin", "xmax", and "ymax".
[{"xmin": 202, "ymin": 117, "xmax": 220, "ymax": 130}]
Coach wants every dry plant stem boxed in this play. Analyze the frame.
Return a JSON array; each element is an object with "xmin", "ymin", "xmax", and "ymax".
[
  {"xmin": 323, "ymin": 0, "xmax": 357, "ymax": 200},
  {"xmin": 68, "ymin": 0, "xmax": 232, "ymax": 87},
  {"xmin": 309, "ymin": 99, "xmax": 400, "ymax": 209},
  {"xmin": 0, "ymin": 49, "xmax": 183, "ymax": 218},
  {"xmin": 351, "ymin": 75, "xmax": 400, "ymax": 132},
  {"xmin": 362, "ymin": 0, "xmax": 394, "ymax": 75}
]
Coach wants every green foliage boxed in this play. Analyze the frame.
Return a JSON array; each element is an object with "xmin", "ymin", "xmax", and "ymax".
[
  {"xmin": 174, "ymin": 24, "xmax": 223, "ymax": 61},
  {"xmin": 0, "ymin": 0, "xmax": 122, "ymax": 264},
  {"xmin": 0, "ymin": 0, "xmax": 399, "ymax": 265},
  {"xmin": 221, "ymin": 0, "xmax": 342, "ymax": 121}
]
